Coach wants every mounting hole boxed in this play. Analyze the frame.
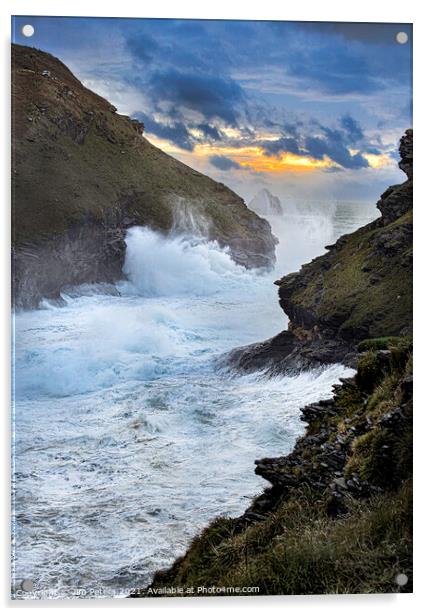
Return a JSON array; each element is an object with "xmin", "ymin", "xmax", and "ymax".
[
  {"xmin": 396, "ymin": 31, "xmax": 408, "ymax": 44},
  {"xmin": 21, "ymin": 24, "xmax": 35, "ymax": 38},
  {"xmin": 21, "ymin": 579, "xmax": 34, "ymax": 592},
  {"xmin": 395, "ymin": 573, "xmax": 408, "ymax": 586}
]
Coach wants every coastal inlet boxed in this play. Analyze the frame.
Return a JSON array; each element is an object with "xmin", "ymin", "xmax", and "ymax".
[{"xmin": 12, "ymin": 201, "xmax": 377, "ymax": 598}]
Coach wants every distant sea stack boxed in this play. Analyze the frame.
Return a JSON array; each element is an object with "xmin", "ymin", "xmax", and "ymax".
[
  {"xmin": 228, "ymin": 130, "xmax": 413, "ymax": 373},
  {"xmin": 11, "ymin": 44, "xmax": 276, "ymax": 308},
  {"xmin": 139, "ymin": 130, "xmax": 413, "ymax": 597},
  {"xmin": 249, "ymin": 188, "xmax": 283, "ymax": 217}
]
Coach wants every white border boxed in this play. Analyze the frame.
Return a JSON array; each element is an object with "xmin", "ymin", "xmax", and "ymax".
[
  {"xmin": 2, "ymin": 0, "xmax": 416, "ymax": 22},
  {"xmin": 1, "ymin": 1, "xmax": 428, "ymax": 614}
]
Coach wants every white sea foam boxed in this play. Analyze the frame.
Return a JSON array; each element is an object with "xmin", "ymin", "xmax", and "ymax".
[
  {"xmin": 12, "ymin": 199, "xmax": 377, "ymax": 597},
  {"xmin": 121, "ymin": 226, "xmax": 252, "ymax": 297}
]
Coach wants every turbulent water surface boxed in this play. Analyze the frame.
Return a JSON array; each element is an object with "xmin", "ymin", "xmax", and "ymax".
[{"xmin": 12, "ymin": 200, "xmax": 377, "ymax": 598}]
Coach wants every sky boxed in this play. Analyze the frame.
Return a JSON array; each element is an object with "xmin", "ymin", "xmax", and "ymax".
[{"xmin": 12, "ymin": 17, "xmax": 412, "ymax": 203}]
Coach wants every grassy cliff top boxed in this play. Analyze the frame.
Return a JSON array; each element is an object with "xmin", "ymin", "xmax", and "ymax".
[
  {"xmin": 12, "ymin": 44, "xmax": 275, "ymax": 267},
  {"xmin": 277, "ymin": 131, "xmax": 413, "ymax": 342},
  {"xmin": 135, "ymin": 338, "xmax": 412, "ymax": 595}
]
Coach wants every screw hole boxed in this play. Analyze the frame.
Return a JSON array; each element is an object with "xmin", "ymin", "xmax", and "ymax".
[
  {"xmin": 395, "ymin": 573, "xmax": 408, "ymax": 586},
  {"xmin": 21, "ymin": 579, "xmax": 34, "ymax": 591},
  {"xmin": 396, "ymin": 31, "xmax": 408, "ymax": 44},
  {"xmin": 21, "ymin": 24, "xmax": 34, "ymax": 38}
]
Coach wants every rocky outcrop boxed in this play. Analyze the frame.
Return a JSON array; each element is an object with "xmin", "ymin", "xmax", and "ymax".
[
  {"xmin": 222, "ymin": 328, "xmax": 355, "ymax": 374},
  {"xmin": 377, "ymin": 130, "xmax": 412, "ymax": 224},
  {"xmin": 12, "ymin": 44, "xmax": 276, "ymax": 308},
  {"xmin": 248, "ymin": 188, "xmax": 283, "ymax": 217},
  {"xmin": 227, "ymin": 130, "xmax": 413, "ymax": 372},
  {"xmin": 398, "ymin": 128, "xmax": 413, "ymax": 180},
  {"xmin": 133, "ymin": 132, "xmax": 413, "ymax": 597},
  {"xmin": 252, "ymin": 345, "xmax": 412, "ymax": 509},
  {"xmin": 135, "ymin": 339, "xmax": 412, "ymax": 596}
]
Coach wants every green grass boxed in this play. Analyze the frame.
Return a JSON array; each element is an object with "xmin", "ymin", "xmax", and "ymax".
[
  {"xmin": 142, "ymin": 344, "xmax": 413, "ymax": 596},
  {"xmin": 279, "ymin": 210, "xmax": 412, "ymax": 340},
  {"xmin": 357, "ymin": 336, "xmax": 411, "ymax": 352},
  {"xmin": 12, "ymin": 43, "xmax": 274, "ymax": 263},
  {"xmin": 148, "ymin": 482, "xmax": 412, "ymax": 595}
]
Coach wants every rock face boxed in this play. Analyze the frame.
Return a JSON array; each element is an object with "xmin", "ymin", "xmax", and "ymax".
[
  {"xmin": 12, "ymin": 44, "xmax": 276, "ymax": 308},
  {"xmin": 136, "ymin": 338, "xmax": 413, "ymax": 597},
  {"xmin": 228, "ymin": 130, "xmax": 413, "ymax": 372},
  {"xmin": 248, "ymin": 188, "xmax": 283, "ymax": 217},
  {"xmin": 134, "ymin": 339, "xmax": 412, "ymax": 596},
  {"xmin": 137, "ymin": 133, "xmax": 413, "ymax": 596},
  {"xmin": 253, "ymin": 344, "xmax": 412, "ymax": 499},
  {"xmin": 398, "ymin": 128, "xmax": 413, "ymax": 180}
]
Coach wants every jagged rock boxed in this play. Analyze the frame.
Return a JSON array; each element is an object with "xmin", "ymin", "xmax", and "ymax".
[
  {"xmin": 399, "ymin": 128, "xmax": 413, "ymax": 180},
  {"xmin": 224, "ymin": 326, "xmax": 355, "ymax": 375},
  {"xmin": 233, "ymin": 129, "xmax": 412, "ymax": 373},
  {"xmin": 248, "ymin": 188, "xmax": 283, "ymax": 216},
  {"xmin": 376, "ymin": 180, "xmax": 413, "ymax": 225}
]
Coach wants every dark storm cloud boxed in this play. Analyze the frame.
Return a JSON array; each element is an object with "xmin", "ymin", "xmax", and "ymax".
[
  {"xmin": 305, "ymin": 121, "xmax": 369, "ymax": 169},
  {"xmin": 196, "ymin": 123, "xmax": 223, "ymax": 141},
  {"xmin": 261, "ymin": 137, "xmax": 302, "ymax": 157},
  {"xmin": 266, "ymin": 21, "xmax": 411, "ymax": 97},
  {"xmin": 340, "ymin": 115, "xmax": 364, "ymax": 142},
  {"xmin": 303, "ymin": 22, "xmax": 412, "ymax": 45},
  {"xmin": 366, "ymin": 146, "xmax": 383, "ymax": 156},
  {"xmin": 124, "ymin": 20, "xmax": 233, "ymax": 74},
  {"xmin": 147, "ymin": 69, "xmax": 244, "ymax": 125},
  {"xmin": 209, "ymin": 155, "xmax": 241, "ymax": 171},
  {"xmin": 283, "ymin": 122, "xmax": 302, "ymax": 138},
  {"xmin": 287, "ymin": 42, "xmax": 380, "ymax": 95},
  {"xmin": 305, "ymin": 136, "xmax": 368, "ymax": 169},
  {"xmin": 257, "ymin": 116, "xmax": 370, "ymax": 170},
  {"xmin": 122, "ymin": 20, "xmax": 410, "ymax": 115},
  {"xmin": 134, "ymin": 112, "xmax": 195, "ymax": 151},
  {"xmin": 126, "ymin": 32, "xmax": 160, "ymax": 63},
  {"xmin": 134, "ymin": 113, "xmax": 224, "ymax": 151}
]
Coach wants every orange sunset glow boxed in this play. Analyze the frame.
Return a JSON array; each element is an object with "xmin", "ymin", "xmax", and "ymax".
[{"xmin": 146, "ymin": 135, "xmax": 391, "ymax": 175}]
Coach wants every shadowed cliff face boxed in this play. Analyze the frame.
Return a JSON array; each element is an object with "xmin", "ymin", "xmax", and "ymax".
[
  {"xmin": 277, "ymin": 130, "xmax": 412, "ymax": 341},
  {"xmin": 138, "ymin": 134, "xmax": 413, "ymax": 596},
  {"xmin": 227, "ymin": 130, "xmax": 413, "ymax": 372},
  {"xmin": 12, "ymin": 44, "xmax": 276, "ymax": 308}
]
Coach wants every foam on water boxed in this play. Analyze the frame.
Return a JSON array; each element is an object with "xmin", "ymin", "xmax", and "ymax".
[
  {"xmin": 122, "ymin": 227, "xmax": 253, "ymax": 297},
  {"xmin": 12, "ymin": 200, "xmax": 377, "ymax": 598}
]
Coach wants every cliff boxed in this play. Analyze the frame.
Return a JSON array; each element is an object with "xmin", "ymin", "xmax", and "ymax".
[
  {"xmin": 136, "ymin": 341, "xmax": 412, "ymax": 595},
  {"xmin": 228, "ymin": 130, "xmax": 413, "ymax": 372},
  {"xmin": 134, "ymin": 131, "xmax": 413, "ymax": 596},
  {"xmin": 12, "ymin": 44, "xmax": 276, "ymax": 308}
]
